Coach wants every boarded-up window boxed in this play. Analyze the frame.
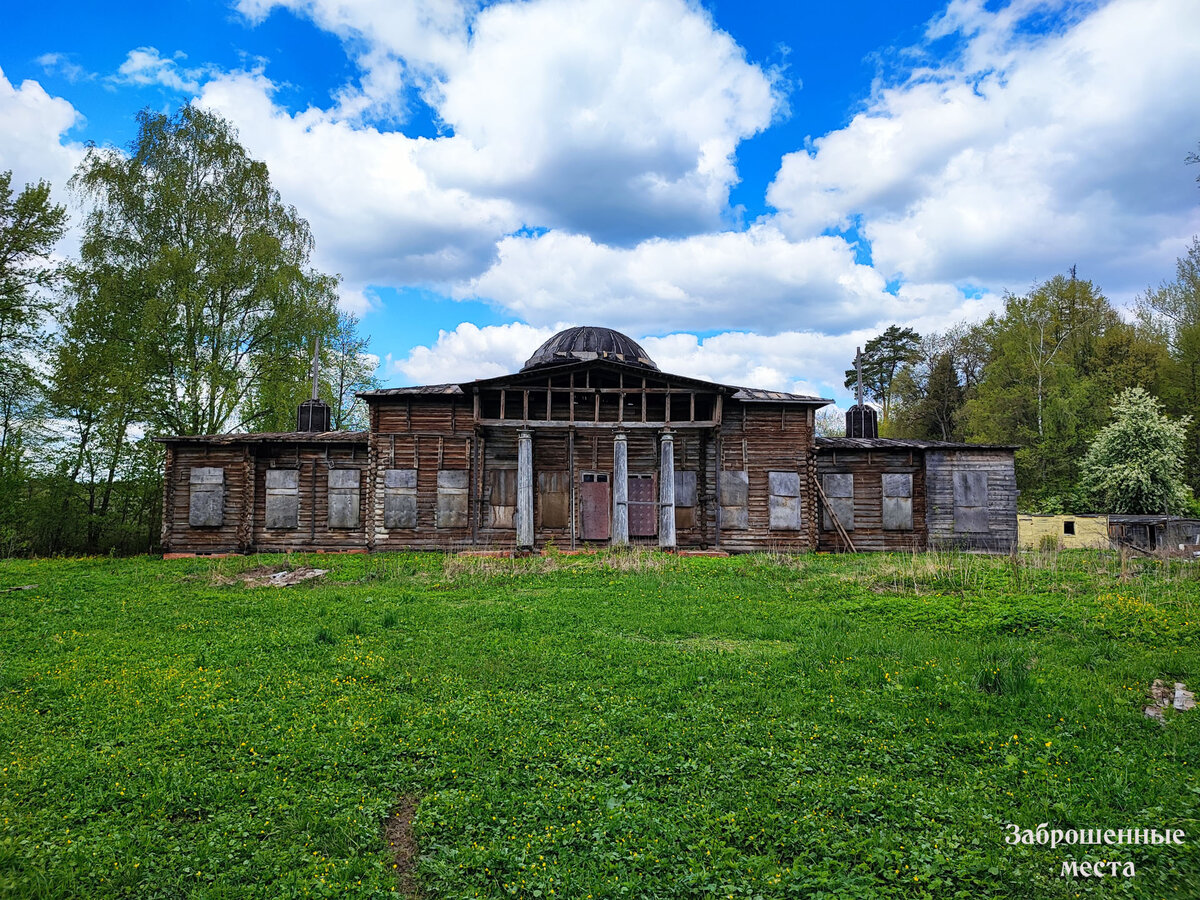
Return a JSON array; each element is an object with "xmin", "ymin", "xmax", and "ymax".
[
  {"xmin": 328, "ymin": 469, "xmax": 361, "ymax": 529},
  {"xmin": 383, "ymin": 468, "xmax": 417, "ymax": 529},
  {"xmin": 188, "ymin": 467, "xmax": 224, "ymax": 527},
  {"xmin": 537, "ymin": 471, "xmax": 570, "ymax": 528},
  {"xmin": 768, "ymin": 471, "xmax": 803, "ymax": 531},
  {"xmin": 488, "ymin": 467, "xmax": 516, "ymax": 528},
  {"xmin": 719, "ymin": 470, "xmax": 749, "ymax": 530},
  {"xmin": 882, "ymin": 473, "xmax": 913, "ymax": 532},
  {"xmin": 265, "ymin": 468, "xmax": 299, "ymax": 529},
  {"xmin": 674, "ymin": 471, "xmax": 697, "ymax": 530},
  {"xmin": 954, "ymin": 471, "xmax": 988, "ymax": 532},
  {"xmin": 436, "ymin": 470, "xmax": 469, "ymax": 528},
  {"xmin": 821, "ymin": 473, "xmax": 854, "ymax": 532}
]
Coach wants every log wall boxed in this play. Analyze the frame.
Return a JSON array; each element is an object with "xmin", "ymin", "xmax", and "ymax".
[
  {"xmin": 715, "ymin": 403, "xmax": 815, "ymax": 553},
  {"xmin": 815, "ymin": 448, "xmax": 927, "ymax": 552},
  {"xmin": 925, "ymin": 450, "xmax": 1018, "ymax": 552},
  {"xmin": 250, "ymin": 444, "xmax": 367, "ymax": 551},
  {"xmin": 162, "ymin": 445, "xmax": 250, "ymax": 554},
  {"xmin": 160, "ymin": 376, "xmax": 1013, "ymax": 556},
  {"xmin": 368, "ymin": 397, "xmax": 474, "ymax": 551}
]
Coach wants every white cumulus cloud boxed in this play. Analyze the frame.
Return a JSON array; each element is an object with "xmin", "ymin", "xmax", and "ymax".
[
  {"xmin": 0, "ymin": 67, "xmax": 85, "ymax": 193},
  {"xmin": 112, "ymin": 47, "xmax": 217, "ymax": 94},
  {"xmin": 451, "ymin": 225, "xmax": 928, "ymax": 335},
  {"xmin": 767, "ymin": 0, "xmax": 1200, "ymax": 298},
  {"xmin": 231, "ymin": 0, "xmax": 781, "ymax": 244},
  {"xmin": 389, "ymin": 321, "xmax": 563, "ymax": 384},
  {"xmin": 197, "ymin": 70, "xmax": 523, "ymax": 290}
]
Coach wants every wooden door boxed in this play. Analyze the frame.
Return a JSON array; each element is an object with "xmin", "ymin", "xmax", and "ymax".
[
  {"xmin": 580, "ymin": 472, "xmax": 610, "ymax": 540},
  {"xmin": 628, "ymin": 474, "xmax": 657, "ymax": 536}
]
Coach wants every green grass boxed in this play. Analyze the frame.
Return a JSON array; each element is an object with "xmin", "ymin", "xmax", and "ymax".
[{"xmin": 1, "ymin": 549, "xmax": 1198, "ymax": 899}]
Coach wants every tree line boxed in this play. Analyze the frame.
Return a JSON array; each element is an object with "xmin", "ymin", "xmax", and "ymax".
[
  {"xmin": 841, "ymin": 257, "xmax": 1200, "ymax": 515},
  {"xmin": 0, "ymin": 106, "xmax": 378, "ymax": 556}
]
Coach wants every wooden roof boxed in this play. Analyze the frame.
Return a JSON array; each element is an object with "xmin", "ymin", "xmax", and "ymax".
[
  {"xmin": 816, "ymin": 437, "xmax": 1017, "ymax": 451},
  {"xmin": 155, "ymin": 431, "xmax": 367, "ymax": 445},
  {"xmin": 358, "ymin": 383, "xmax": 465, "ymax": 397}
]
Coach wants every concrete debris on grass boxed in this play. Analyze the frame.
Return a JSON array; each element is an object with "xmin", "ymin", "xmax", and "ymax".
[
  {"xmin": 214, "ymin": 566, "xmax": 329, "ymax": 588},
  {"xmin": 1144, "ymin": 680, "xmax": 1196, "ymax": 721}
]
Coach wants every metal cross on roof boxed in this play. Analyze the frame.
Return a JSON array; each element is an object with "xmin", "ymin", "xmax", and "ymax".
[
  {"xmin": 310, "ymin": 335, "xmax": 322, "ymax": 401},
  {"xmin": 855, "ymin": 346, "xmax": 863, "ymax": 407}
]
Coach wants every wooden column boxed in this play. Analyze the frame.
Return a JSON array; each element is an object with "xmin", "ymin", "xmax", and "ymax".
[
  {"xmin": 516, "ymin": 429, "xmax": 534, "ymax": 548},
  {"xmin": 612, "ymin": 431, "xmax": 629, "ymax": 546},
  {"xmin": 659, "ymin": 430, "xmax": 676, "ymax": 549}
]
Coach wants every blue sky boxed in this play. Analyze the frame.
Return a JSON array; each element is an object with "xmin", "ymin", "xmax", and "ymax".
[{"xmin": 2, "ymin": 0, "xmax": 1198, "ymax": 403}]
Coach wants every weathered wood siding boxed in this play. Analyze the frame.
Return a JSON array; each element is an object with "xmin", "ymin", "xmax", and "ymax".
[
  {"xmin": 161, "ymin": 445, "xmax": 249, "ymax": 554},
  {"xmin": 925, "ymin": 450, "xmax": 1018, "ymax": 552},
  {"xmin": 815, "ymin": 448, "xmax": 927, "ymax": 552},
  {"xmin": 368, "ymin": 397, "xmax": 474, "ymax": 551},
  {"xmin": 250, "ymin": 444, "xmax": 367, "ymax": 551},
  {"xmin": 716, "ymin": 403, "xmax": 815, "ymax": 553}
]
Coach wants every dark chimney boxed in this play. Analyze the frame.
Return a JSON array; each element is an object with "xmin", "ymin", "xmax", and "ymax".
[
  {"xmin": 297, "ymin": 335, "xmax": 332, "ymax": 432},
  {"xmin": 846, "ymin": 404, "xmax": 878, "ymax": 438},
  {"xmin": 298, "ymin": 398, "xmax": 331, "ymax": 432}
]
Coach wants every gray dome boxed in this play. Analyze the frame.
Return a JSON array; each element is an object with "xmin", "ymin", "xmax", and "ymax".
[{"xmin": 521, "ymin": 326, "xmax": 659, "ymax": 372}]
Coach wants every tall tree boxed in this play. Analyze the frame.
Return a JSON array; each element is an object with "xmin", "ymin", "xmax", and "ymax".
[
  {"xmin": 962, "ymin": 273, "xmax": 1160, "ymax": 508},
  {"xmin": 913, "ymin": 352, "xmax": 964, "ymax": 441},
  {"xmin": 1136, "ymin": 237, "xmax": 1200, "ymax": 495},
  {"xmin": 843, "ymin": 325, "xmax": 921, "ymax": 424},
  {"xmin": 1078, "ymin": 388, "xmax": 1193, "ymax": 514},
  {"xmin": 69, "ymin": 105, "xmax": 340, "ymax": 437},
  {"xmin": 0, "ymin": 172, "xmax": 67, "ymax": 553}
]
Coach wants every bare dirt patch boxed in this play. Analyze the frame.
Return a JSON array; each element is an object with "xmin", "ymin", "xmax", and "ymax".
[{"xmin": 384, "ymin": 795, "xmax": 423, "ymax": 898}]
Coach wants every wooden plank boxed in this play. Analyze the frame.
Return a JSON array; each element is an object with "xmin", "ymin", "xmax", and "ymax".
[{"xmin": 580, "ymin": 481, "xmax": 611, "ymax": 540}]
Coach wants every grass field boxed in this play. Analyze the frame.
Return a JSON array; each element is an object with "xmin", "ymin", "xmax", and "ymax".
[{"xmin": 1, "ymin": 549, "xmax": 1198, "ymax": 899}]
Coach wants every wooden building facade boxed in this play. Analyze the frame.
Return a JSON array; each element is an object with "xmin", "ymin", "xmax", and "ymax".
[
  {"xmin": 815, "ymin": 438, "xmax": 1018, "ymax": 553},
  {"xmin": 158, "ymin": 326, "xmax": 1018, "ymax": 555}
]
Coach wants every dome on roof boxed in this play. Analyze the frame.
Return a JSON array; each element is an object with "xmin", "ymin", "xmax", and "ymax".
[{"xmin": 521, "ymin": 326, "xmax": 659, "ymax": 372}]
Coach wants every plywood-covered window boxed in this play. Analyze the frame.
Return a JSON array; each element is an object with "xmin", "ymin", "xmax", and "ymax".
[
  {"xmin": 674, "ymin": 471, "xmax": 697, "ymax": 529},
  {"xmin": 882, "ymin": 473, "xmax": 913, "ymax": 532},
  {"xmin": 768, "ymin": 471, "xmax": 803, "ymax": 531},
  {"xmin": 328, "ymin": 469, "xmax": 361, "ymax": 529},
  {"xmin": 488, "ymin": 467, "xmax": 516, "ymax": 528},
  {"xmin": 537, "ymin": 471, "xmax": 570, "ymax": 529},
  {"xmin": 188, "ymin": 467, "xmax": 224, "ymax": 527},
  {"xmin": 436, "ymin": 470, "xmax": 469, "ymax": 528},
  {"xmin": 953, "ymin": 470, "xmax": 988, "ymax": 533},
  {"xmin": 265, "ymin": 468, "xmax": 300, "ymax": 529},
  {"xmin": 719, "ymin": 470, "xmax": 749, "ymax": 530},
  {"xmin": 821, "ymin": 473, "xmax": 854, "ymax": 532},
  {"xmin": 383, "ymin": 469, "xmax": 417, "ymax": 529}
]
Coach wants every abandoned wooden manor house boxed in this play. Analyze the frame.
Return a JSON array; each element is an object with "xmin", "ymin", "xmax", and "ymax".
[{"xmin": 158, "ymin": 326, "xmax": 1018, "ymax": 555}]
